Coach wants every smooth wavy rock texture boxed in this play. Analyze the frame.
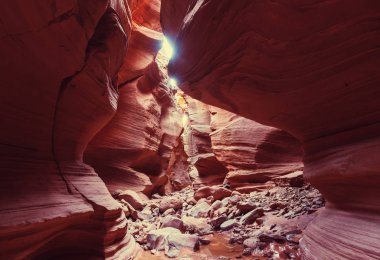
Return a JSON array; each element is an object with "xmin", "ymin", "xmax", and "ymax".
[
  {"xmin": 182, "ymin": 95, "xmax": 228, "ymax": 187},
  {"xmin": 209, "ymin": 106, "xmax": 303, "ymax": 193},
  {"xmin": 0, "ymin": 0, "xmax": 154, "ymax": 258},
  {"xmin": 118, "ymin": 0, "xmax": 162, "ymax": 83},
  {"xmin": 182, "ymin": 94, "xmax": 302, "ymax": 191},
  {"xmin": 163, "ymin": 0, "xmax": 380, "ymax": 259},
  {"xmin": 85, "ymin": 66, "xmax": 183, "ymax": 196}
]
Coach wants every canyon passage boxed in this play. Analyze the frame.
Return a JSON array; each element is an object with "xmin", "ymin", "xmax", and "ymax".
[{"xmin": 0, "ymin": 1, "xmax": 379, "ymax": 259}]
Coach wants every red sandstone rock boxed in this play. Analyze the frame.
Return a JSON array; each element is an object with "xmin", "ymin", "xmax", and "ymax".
[
  {"xmin": 163, "ymin": 1, "xmax": 380, "ymax": 258},
  {"xmin": 212, "ymin": 187, "xmax": 232, "ymax": 201},
  {"xmin": 183, "ymin": 95, "xmax": 303, "ymax": 191},
  {"xmin": 159, "ymin": 196, "xmax": 183, "ymax": 213},
  {"xmin": 85, "ymin": 75, "xmax": 183, "ymax": 196},
  {"xmin": 165, "ymin": 134, "xmax": 192, "ymax": 192},
  {"xmin": 0, "ymin": 1, "xmax": 140, "ymax": 258},
  {"xmin": 118, "ymin": 0, "xmax": 162, "ymax": 83},
  {"xmin": 117, "ymin": 190, "xmax": 147, "ymax": 211},
  {"xmin": 182, "ymin": 95, "xmax": 228, "ymax": 187},
  {"xmin": 194, "ymin": 186, "xmax": 214, "ymax": 201},
  {"xmin": 209, "ymin": 107, "xmax": 303, "ymax": 191},
  {"xmin": 160, "ymin": 215, "xmax": 186, "ymax": 232},
  {"xmin": 274, "ymin": 171, "xmax": 304, "ymax": 188}
]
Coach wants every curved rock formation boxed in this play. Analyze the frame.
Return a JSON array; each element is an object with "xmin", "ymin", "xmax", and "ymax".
[
  {"xmin": 181, "ymin": 95, "xmax": 228, "ymax": 187},
  {"xmin": 182, "ymin": 94, "xmax": 302, "ymax": 192},
  {"xmin": 85, "ymin": 0, "xmax": 184, "ymax": 197},
  {"xmin": 163, "ymin": 0, "xmax": 380, "ymax": 259},
  {"xmin": 0, "ymin": 1, "xmax": 141, "ymax": 258},
  {"xmin": 85, "ymin": 67, "xmax": 183, "ymax": 196},
  {"xmin": 209, "ymin": 107, "xmax": 303, "ymax": 192},
  {"xmin": 118, "ymin": 0, "xmax": 162, "ymax": 83}
]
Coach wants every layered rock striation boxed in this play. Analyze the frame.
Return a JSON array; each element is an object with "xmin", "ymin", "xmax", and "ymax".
[
  {"xmin": 163, "ymin": 0, "xmax": 380, "ymax": 259},
  {"xmin": 0, "ymin": 0, "xmax": 167, "ymax": 258},
  {"xmin": 182, "ymin": 94, "xmax": 302, "ymax": 192},
  {"xmin": 85, "ymin": 67, "xmax": 183, "ymax": 196},
  {"xmin": 209, "ymin": 106, "xmax": 303, "ymax": 193}
]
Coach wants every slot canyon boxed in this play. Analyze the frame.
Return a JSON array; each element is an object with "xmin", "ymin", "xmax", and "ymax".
[{"xmin": 0, "ymin": 0, "xmax": 379, "ymax": 259}]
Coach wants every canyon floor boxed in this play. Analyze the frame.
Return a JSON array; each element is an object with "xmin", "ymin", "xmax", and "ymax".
[{"xmin": 113, "ymin": 173, "xmax": 324, "ymax": 259}]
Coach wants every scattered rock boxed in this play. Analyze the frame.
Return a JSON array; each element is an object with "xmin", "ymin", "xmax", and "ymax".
[
  {"xmin": 160, "ymin": 216, "xmax": 185, "ymax": 232},
  {"xmin": 162, "ymin": 208, "xmax": 175, "ymax": 216},
  {"xmin": 190, "ymin": 201, "xmax": 210, "ymax": 218},
  {"xmin": 194, "ymin": 186, "xmax": 213, "ymax": 200},
  {"xmin": 213, "ymin": 206, "xmax": 229, "ymax": 217},
  {"xmin": 240, "ymin": 208, "xmax": 264, "ymax": 225},
  {"xmin": 159, "ymin": 197, "xmax": 183, "ymax": 213},
  {"xmin": 210, "ymin": 200, "xmax": 223, "ymax": 211},
  {"xmin": 220, "ymin": 219, "xmax": 238, "ymax": 231},
  {"xmin": 228, "ymin": 195, "xmax": 240, "ymax": 205},
  {"xmin": 186, "ymin": 197, "xmax": 197, "ymax": 205},
  {"xmin": 147, "ymin": 227, "xmax": 200, "ymax": 258},
  {"xmin": 152, "ymin": 193, "xmax": 162, "ymax": 199},
  {"xmin": 270, "ymin": 202, "xmax": 286, "ymax": 210},
  {"xmin": 121, "ymin": 178, "xmax": 323, "ymax": 259},
  {"xmin": 209, "ymin": 214, "xmax": 228, "ymax": 228},
  {"xmin": 147, "ymin": 227, "xmax": 180, "ymax": 250},
  {"xmin": 286, "ymin": 233, "xmax": 302, "ymax": 244},
  {"xmin": 258, "ymin": 233, "xmax": 286, "ymax": 243},
  {"xmin": 243, "ymin": 237, "xmax": 258, "ymax": 249},
  {"xmin": 213, "ymin": 187, "xmax": 232, "ymax": 200},
  {"xmin": 117, "ymin": 190, "xmax": 146, "ymax": 210},
  {"xmin": 182, "ymin": 216, "xmax": 213, "ymax": 235},
  {"xmin": 242, "ymin": 248, "xmax": 252, "ymax": 256},
  {"xmin": 167, "ymin": 233, "xmax": 200, "ymax": 253},
  {"xmin": 256, "ymin": 218, "xmax": 264, "ymax": 225},
  {"xmin": 236, "ymin": 201, "xmax": 257, "ymax": 213},
  {"xmin": 274, "ymin": 171, "xmax": 304, "ymax": 187}
]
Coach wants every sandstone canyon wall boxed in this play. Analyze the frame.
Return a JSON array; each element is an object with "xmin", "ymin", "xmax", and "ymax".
[
  {"xmin": 181, "ymin": 94, "xmax": 303, "ymax": 192},
  {"xmin": 84, "ymin": 0, "xmax": 184, "ymax": 197},
  {"xmin": 0, "ymin": 0, "xmax": 172, "ymax": 259},
  {"xmin": 208, "ymin": 106, "xmax": 303, "ymax": 193},
  {"xmin": 162, "ymin": 0, "xmax": 380, "ymax": 259},
  {"xmin": 1, "ymin": 0, "xmax": 379, "ymax": 259},
  {"xmin": 85, "ymin": 69, "xmax": 184, "ymax": 197}
]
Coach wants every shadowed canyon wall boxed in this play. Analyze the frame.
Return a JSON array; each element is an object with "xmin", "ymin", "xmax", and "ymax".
[
  {"xmin": 0, "ymin": 0, "xmax": 162, "ymax": 258},
  {"xmin": 162, "ymin": 0, "xmax": 380, "ymax": 259}
]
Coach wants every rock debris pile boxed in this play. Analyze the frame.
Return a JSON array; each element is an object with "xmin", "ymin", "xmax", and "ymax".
[{"xmin": 113, "ymin": 173, "xmax": 324, "ymax": 259}]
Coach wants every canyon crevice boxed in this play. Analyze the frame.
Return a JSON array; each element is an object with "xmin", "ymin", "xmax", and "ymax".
[{"xmin": 0, "ymin": 0, "xmax": 379, "ymax": 259}]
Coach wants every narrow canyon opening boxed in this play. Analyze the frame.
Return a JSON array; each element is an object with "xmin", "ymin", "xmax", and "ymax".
[{"xmin": 0, "ymin": 1, "xmax": 379, "ymax": 260}]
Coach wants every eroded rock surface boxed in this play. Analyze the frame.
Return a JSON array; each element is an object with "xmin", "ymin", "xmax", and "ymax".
[
  {"xmin": 0, "ymin": 1, "xmax": 140, "ymax": 258},
  {"xmin": 0, "ymin": 0, "xmax": 179, "ymax": 258},
  {"xmin": 163, "ymin": 1, "xmax": 380, "ymax": 258},
  {"xmin": 85, "ymin": 73, "xmax": 183, "ymax": 196},
  {"xmin": 182, "ymin": 94, "xmax": 303, "ymax": 192}
]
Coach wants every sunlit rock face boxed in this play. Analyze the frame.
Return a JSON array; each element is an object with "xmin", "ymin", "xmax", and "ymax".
[
  {"xmin": 182, "ymin": 95, "xmax": 302, "ymax": 192},
  {"xmin": 119, "ymin": 0, "xmax": 162, "ymax": 83},
  {"xmin": 165, "ymin": 137, "xmax": 193, "ymax": 191},
  {"xmin": 182, "ymin": 95, "xmax": 228, "ymax": 187},
  {"xmin": 163, "ymin": 0, "xmax": 380, "ymax": 259},
  {"xmin": 85, "ymin": 65, "xmax": 183, "ymax": 196},
  {"xmin": 85, "ymin": 0, "xmax": 185, "ymax": 198}
]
